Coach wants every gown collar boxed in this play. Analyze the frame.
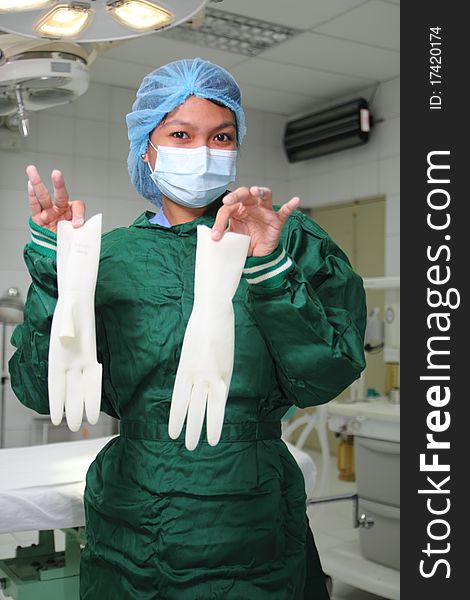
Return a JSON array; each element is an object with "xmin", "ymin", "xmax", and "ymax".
[{"xmin": 131, "ymin": 193, "xmax": 226, "ymax": 235}]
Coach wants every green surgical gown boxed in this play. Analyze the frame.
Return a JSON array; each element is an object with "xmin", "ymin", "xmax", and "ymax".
[{"xmin": 9, "ymin": 209, "xmax": 366, "ymax": 599}]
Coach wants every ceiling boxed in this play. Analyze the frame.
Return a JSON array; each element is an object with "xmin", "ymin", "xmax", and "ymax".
[
  {"xmin": 4, "ymin": 0, "xmax": 400, "ymax": 117},
  {"xmin": 91, "ymin": 0, "xmax": 399, "ymax": 116}
]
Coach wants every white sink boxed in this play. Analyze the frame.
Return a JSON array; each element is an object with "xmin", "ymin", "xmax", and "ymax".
[{"xmin": 327, "ymin": 397, "xmax": 400, "ymax": 442}]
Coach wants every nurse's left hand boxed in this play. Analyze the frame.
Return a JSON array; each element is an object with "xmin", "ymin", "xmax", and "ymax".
[{"xmin": 211, "ymin": 186, "xmax": 300, "ymax": 257}]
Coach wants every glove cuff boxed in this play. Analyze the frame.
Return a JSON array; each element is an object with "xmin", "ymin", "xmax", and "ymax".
[
  {"xmin": 243, "ymin": 244, "xmax": 294, "ymax": 288},
  {"xmin": 28, "ymin": 217, "xmax": 57, "ymax": 258}
]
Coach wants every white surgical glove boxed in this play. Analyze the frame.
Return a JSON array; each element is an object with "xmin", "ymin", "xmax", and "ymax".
[
  {"xmin": 169, "ymin": 225, "xmax": 250, "ymax": 451},
  {"xmin": 48, "ymin": 214, "xmax": 102, "ymax": 432}
]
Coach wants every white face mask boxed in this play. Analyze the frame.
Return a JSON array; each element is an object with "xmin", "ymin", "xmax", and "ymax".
[{"xmin": 148, "ymin": 143, "xmax": 237, "ymax": 208}]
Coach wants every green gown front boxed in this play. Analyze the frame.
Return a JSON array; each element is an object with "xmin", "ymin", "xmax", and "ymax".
[{"xmin": 9, "ymin": 209, "xmax": 366, "ymax": 599}]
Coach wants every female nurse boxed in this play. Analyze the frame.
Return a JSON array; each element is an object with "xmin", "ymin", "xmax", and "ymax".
[{"xmin": 10, "ymin": 58, "xmax": 366, "ymax": 599}]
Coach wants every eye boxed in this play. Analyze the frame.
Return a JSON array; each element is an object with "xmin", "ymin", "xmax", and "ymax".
[
  {"xmin": 171, "ymin": 131, "xmax": 189, "ymax": 139},
  {"xmin": 213, "ymin": 132, "xmax": 234, "ymax": 143}
]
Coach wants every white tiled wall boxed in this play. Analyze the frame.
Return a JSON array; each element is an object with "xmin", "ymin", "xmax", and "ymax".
[{"xmin": 0, "ymin": 77, "xmax": 399, "ymax": 447}]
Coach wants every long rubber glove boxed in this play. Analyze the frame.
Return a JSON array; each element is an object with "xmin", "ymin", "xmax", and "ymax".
[
  {"xmin": 169, "ymin": 225, "xmax": 250, "ymax": 451},
  {"xmin": 48, "ymin": 214, "xmax": 102, "ymax": 432}
]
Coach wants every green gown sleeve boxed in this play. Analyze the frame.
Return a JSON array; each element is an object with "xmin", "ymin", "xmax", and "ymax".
[
  {"xmin": 8, "ymin": 219, "xmax": 118, "ymax": 419},
  {"xmin": 243, "ymin": 211, "xmax": 367, "ymax": 409}
]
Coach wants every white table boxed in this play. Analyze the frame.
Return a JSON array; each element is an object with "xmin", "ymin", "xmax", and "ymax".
[{"xmin": 0, "ymin": 436, "xmax": 316, "ymax": 534}]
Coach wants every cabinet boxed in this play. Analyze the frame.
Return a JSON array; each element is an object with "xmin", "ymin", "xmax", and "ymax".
[
  {"xmin": 327, "ymin": 398, "xmax": 400, "ymax": 570},
  {"xmin": 355, "ymin": 435, "xmax": 400, "ymax": 569}
]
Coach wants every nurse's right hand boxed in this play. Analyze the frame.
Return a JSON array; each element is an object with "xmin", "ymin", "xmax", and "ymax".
[{"xmin": 26, "ymin": 164, "xmax": 85, "ymax": 233}]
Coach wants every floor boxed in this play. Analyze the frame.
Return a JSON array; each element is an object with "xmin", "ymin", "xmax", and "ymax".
[
  {"xmin": 0, "ymin": 451, "xmax": 398, "ymax": 600},
  {"xmin": 306, "ymin": 449, "xmax": 399, "ymax": 600}
]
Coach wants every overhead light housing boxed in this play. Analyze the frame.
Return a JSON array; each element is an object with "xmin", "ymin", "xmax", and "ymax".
[
  {"xmin": 0, "ymin": 39, "xmax": 91, "ymax": 137},
  {"xmin": 107, "ymin": 0, "xmax": 173, "ymax": 32},
  {"xmin": 0, "ymin": 0, "xmax": 55, "ymax": 12},
  {"xmin": 34, "ymin": 3, "xmax": 94, "ymax": 39},
  {"xmin": 283, "ymin": 98, "xmax": 374, "ymax": 163},
  {"xmin": 0, "ymin": 0, "xmax": 208, "ymax": 42},
  {"xmin": 163, "ymin": 6, "xmax": 299, "ymax": 56}
]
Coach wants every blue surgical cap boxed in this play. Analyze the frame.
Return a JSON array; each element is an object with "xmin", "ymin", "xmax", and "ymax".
[{"xmin": 126, "ymin": 57, "xmax": 246, "ymax": 209}]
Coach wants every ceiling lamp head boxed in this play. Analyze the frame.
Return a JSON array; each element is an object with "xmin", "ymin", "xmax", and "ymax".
[
  {"xmin": 33, "ymin": 2, "xmax": 94, "ymax": 39},
  {"xmin": 0, "ymin": 0, "xmax": 207, "ymax": 42},
  {"xmin": 0, "ymin": 0, "xmax": 55, "ymax": 12},
  {"xmin": 107, "ymin": 0, "xmax": 173, "ymax": 32}
]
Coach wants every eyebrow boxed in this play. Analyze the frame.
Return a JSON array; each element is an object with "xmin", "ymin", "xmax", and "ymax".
[{"xmin": 161, "ymin": 119, "xmax": 236, "ymax": 131}]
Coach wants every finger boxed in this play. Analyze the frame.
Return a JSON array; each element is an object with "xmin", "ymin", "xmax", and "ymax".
[
  {"xmin": 185, "ymin": 381, "xmax": 209, "ymax": 451},
  {"xmin": 84, "ymin": 364, "xmax": 102, "ymax": 425},
  {"xmin": 26, "ymin": 164, "xmax": 52, "ymax": 210},
  {"xmin": 277, "ymin": 196, "xmax": 301, "ymax": 225},
  {"xmin": 50, "ymin": 169, "xmax": 70, "ymax": 211},
  {"xmin": 222, "ymin": 187, "xmax": 258, "ymax": 207},
  {"xmin": 211, "ymin": 204, "xmax": 238, "ymax": 241},
  {"xmin": 169, "ymin": 372, "xmax": 192, "ymax": 440},
  {"xmin": 249, "ymin": 186, "xmax": 273, "ymax": 208},
  {"xmin": 206, "ymin": 380, "xmax": 228, "ymax": 447},
  {"xmin": 28, "ymin": 180, "xmax": 41, "ymax": 217},
  {"xmin": 65, "ymin": 369, "xmax": 85, "ymax": 432},
  {"xmin": 69, "ymin": 200, "xmax": 86, "ymax": 228}
]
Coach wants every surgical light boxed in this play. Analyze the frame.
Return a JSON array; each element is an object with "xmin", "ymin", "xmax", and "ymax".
[
  {"xmin": 107, "ymin": 0, "xmax": 173, "ymax": 32},
  {"xmin": 0, "ymin": 0, "xmax": 54, "ymax": 12},
  {"xmin": 34, "ymin": 3, "xmax": 94, "ymax": 39},
  {"xmin": 0, "ymin": 0, "xmax": 208, "ymax": 42}
]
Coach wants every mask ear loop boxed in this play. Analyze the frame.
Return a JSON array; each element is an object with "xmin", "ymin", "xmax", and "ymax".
[
  {"xmin": 142, "ymin": 139, "xmax": 158, "ymax": 173},
  {"xmin": 144, "ymin": 139, "xmax": 158, "ymax": 170}
]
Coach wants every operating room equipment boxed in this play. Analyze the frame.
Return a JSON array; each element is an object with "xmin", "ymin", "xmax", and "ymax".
[
  {"xmin": 169, "ymin": 225, "xmax": 250, "ymax": 450},
  {"xmin": 0, "ymin": 1, "xmax": 210, "ymax": 43},
  {"xmin": 0, "ymin": 434, "xmax": 317, "ymax": 599},
  {"xmin": 0, "ymin": 437, "xmax": 105, "ymax": 600},
  {"xmin": 0, "ymin": 288, "xmax": 24, "ymax": 449},
  {"xmin": 48, "ymin": 215, "xmax": 102, "ymax": 432}
]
